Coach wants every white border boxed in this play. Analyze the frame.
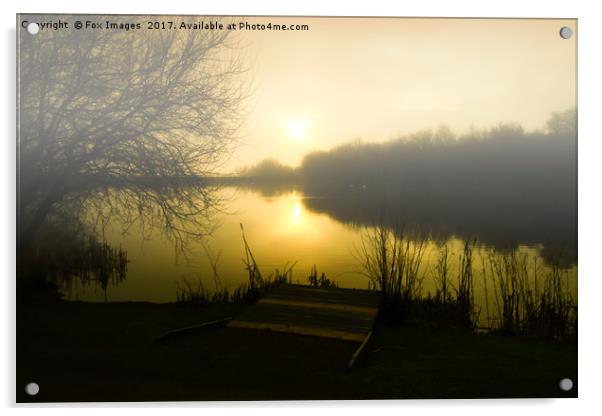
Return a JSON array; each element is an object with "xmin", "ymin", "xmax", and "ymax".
[{"xmin": 2, "ymin": 1, "xmax": 601, "ymax": 415}]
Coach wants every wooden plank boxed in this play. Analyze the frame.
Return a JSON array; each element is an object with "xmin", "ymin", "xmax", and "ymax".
[
  {"xmin": 267, "ymin": 285, "xmax": 380, "ymax": 307},
  {"xmin": 238, "ymin": 300, "xmax": 376, "ymax": 322},
  {"xmin": 258, "ymin": 297, "xmax": 379, "ymax": 314},
  {"xmin": 228, "ymin": 320, "xmax": 367, "ymax": 342},
  {"xmin": 232, "ymin": 308, "xmax": 372, "ymax": 334}
]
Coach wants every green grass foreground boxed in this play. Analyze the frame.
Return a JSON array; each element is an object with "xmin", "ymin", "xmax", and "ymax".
[{"xmin": 17, "ymin": 300, "xmax": 577, "ymax": 402}]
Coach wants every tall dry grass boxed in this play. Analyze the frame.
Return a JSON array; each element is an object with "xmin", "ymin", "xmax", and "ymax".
[
  {"xmin": 357, "ymin": 224, "xmax": 575, "ymax": 340},
  {"xmin": 483, "ymin": 250, "xmax": 576, "ymax": 341}
]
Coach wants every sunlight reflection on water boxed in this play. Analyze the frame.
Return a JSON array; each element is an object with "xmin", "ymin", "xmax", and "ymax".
[{"xmin": 65, "ymin": 187, "xmax": 577, "ymax": 327}]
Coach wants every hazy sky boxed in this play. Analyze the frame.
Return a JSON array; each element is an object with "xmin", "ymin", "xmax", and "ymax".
[{"xmin": 229, "ymin": 17, "xmax": 576, "ymax": 170}]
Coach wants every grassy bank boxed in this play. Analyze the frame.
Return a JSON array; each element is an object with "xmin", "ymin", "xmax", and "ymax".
[{"xmin": 17, "ymin": 299, "xmax": 577, "ymax": 402}]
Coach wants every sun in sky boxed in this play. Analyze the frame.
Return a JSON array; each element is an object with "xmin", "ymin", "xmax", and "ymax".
[
  {"xmin": 237, "ymin": 18, "xmax": 575, "ymax": 170},
  {"xmin": 285, "ymin": 119, "xmax": 310, "ymax": 142}
]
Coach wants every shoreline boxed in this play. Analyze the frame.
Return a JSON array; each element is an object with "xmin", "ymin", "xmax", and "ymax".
[{"xmin": 17, "ymin": 298, "xmax": 577, "ymax": 402}]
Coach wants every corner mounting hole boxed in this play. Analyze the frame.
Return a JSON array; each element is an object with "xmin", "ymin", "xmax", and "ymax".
[
  {"xmin": 559, "ymin": 378, "xmax": 573, "ymax": 391},
  {"xmin": 27, "ymin": 22, "xmax": 40, "ymax": 35},
  {"xmin": 25, "ymin": 382, "xmax": 39, "ymax": 396},
  {"xmin": 559, "ymin": 26, "xmax": 573, "ymax": 39}
]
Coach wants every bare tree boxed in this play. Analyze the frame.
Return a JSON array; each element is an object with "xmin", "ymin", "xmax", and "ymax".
[{"xmin": 17, "ymin": 16, "xmax": 246, "ymax": 254}]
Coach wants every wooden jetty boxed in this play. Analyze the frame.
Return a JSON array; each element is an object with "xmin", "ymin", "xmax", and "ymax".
[
  {"xmin": 156, "ymin": 284, "xmax": 381, "ymax": 368},
  {"xmin": 228, "ymin": 284, "xmax": 380, "ymax": 367}
]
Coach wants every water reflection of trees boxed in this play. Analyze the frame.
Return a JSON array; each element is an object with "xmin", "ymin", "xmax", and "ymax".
[
  {"xmin": 238, "ymin": 111, "xmax": 577, "ymax": 266},
  {"xmin": 299, "ymin": 188, "xmax": 576, "ymax": 266},
  {"xmin": 19, "ymin": 214, "xmax": 128, "ymax": 302}
]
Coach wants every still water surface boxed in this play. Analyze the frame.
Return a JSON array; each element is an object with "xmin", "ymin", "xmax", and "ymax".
[{"xmin": 66, "ymin": 187, "xmax": 577, "ymax": 321}]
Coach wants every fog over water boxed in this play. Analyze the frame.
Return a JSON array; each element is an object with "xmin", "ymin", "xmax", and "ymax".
[{"xmin": 67, "ymin": 110, "xmax": 577, "ymax": 306}]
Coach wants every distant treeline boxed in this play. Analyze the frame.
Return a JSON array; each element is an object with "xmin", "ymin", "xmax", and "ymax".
[
  {"xmin": 237, "ymin": 159, "xmax": 299, "ymax": 181},
  {"xmin": 239, "ymin": 109, "xmax": 577, "ymax": 261}
]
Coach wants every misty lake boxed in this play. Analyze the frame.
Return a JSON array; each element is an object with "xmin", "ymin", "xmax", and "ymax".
[{"xmin": 64, "ymin": 185, "xmax": 577, "ymax": 327}]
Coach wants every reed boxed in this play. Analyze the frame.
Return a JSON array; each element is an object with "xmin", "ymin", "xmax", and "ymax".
[
  {"xmin": 176, "ymin": 221, "xmax": 576, "ymax": 341},
  {"xmin": 307, "ymin": 265, "xmax": 337, "ymax": 288},
  {"xmin": 482, "ymin": 250, "xmax": 576, "ymax": 341},
  {"xmin": 240, "ymin": 223, "xmax": 263, "ymax": 289},
  {"xmin": 356, "ymin": 226, "xmax": 570, "ymax": 332},
  {"xmin": 176, "ymin": 223, "xmax": 291, "ymax": 306},
  {"xmin": 357, "ymin": 225, "xmax": 428, "ymax": 320},
  {"xmin": 434, "ymin": 244, "xmax": 451, "ymax": 304},
  {"xmin": 175, "ymin": 275, "xmax": 212, "ymax": 306},
  {"xmin": 455, "ymin": 241, "xmax": 478, "ymax": 327},
  {"xmin": 427, "ymin": 241, "xmax": 478, "ymax": 327}
]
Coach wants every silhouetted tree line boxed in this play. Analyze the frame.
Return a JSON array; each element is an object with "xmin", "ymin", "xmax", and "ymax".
[
  {"xmin": 238, "ymin": 159, "xmax": 299, "ymax": 180},
  {"xmin": 244, "ymin": 109, "xmax": 577, "ymax": 263}
]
